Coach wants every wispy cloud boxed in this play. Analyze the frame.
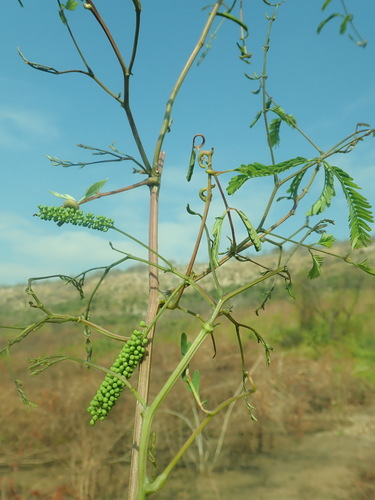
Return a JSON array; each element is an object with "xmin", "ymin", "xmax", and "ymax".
[{"xmin": 0, "ymin": 106, "xmax": 59, "ymax": 149}]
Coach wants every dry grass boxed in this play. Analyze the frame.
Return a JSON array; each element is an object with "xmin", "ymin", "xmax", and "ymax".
[{"xmin": 0, "ymin": 331, "xmax": 373, "ymax": 499}]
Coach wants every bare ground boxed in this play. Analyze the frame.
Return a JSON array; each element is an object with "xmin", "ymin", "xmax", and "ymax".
[{"xmin": 155, "ymin": 409, "xmax": 375, "ymax": 500}]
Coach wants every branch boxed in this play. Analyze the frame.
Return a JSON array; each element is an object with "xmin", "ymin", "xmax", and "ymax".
[
  {"xmin": 84, "ymin": 0, "xmax": 152, "ymax": 173},
  {"xmin": 79, "ymin": 178, "xmax": 151, "ymax": 204},
  {"xmin": 152, "ymin": 1, "xmax": 225, "ymax": 175},
  {"xmin": 18, "ymin": 48, "xmax": 123, "ymax": 104},
  {"xmin": 83, "ymin": 0, "xmax": 129, "ymax": 77}
]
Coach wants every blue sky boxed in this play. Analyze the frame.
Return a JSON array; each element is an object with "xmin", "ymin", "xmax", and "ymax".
[{"xmin": 1, "ymin": 0, "xmax": 374, "ymax": 285}]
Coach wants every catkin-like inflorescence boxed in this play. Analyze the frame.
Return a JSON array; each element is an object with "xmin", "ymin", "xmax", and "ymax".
[
  {"xmin": 87, "ymin": 330, "xmax": 147, "ymax": 425},
  {"xmin": 34, "ymin": 205, "xmax": 114, "ymax": 232}
]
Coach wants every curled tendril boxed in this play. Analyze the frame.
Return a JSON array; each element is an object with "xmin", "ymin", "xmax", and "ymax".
[
  {"xmin": 192, "ymin": 134, "xmax": 206, "ymax": 151},
  {"xmin": 198, "ymin": 148, "xmax": 214, "ymax": 169},
  {"xmin": 199, "ymin": 188, "xmax": 208, "ymax": 202}
]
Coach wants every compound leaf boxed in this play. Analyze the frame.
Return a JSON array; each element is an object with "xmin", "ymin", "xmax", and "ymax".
[
  {"xmin": 269, "ymin": 118, "xmax": 281, "ymax": 148},
  {"xmin": 287, "ymin": 170, "xmax": 308, "ymax": 199},
  {"xmin": 271, "ymin": 106, "xmax": 297, "ymax": 127},
  {"xmin": 330, "ymin": 165, "xmax": 373, "ymax": 248},
  {"xmin": 354, "ymin": 259, "xmax": 375, "ymax": 276},
  {"xmin": 226, "ymin": 175, "xmax": 249, "ymax": 196},
  {"xmin": 317, "ymin": 233, "xmax": 336, "ymax": 248},
  {"xmin": 306, "ymin": 164, "xmax": 335, "ymax": 216},
  {"xmin": 237, "ymin": 210, "xmax": 262, "ymax": 251},
  {"xmin": 227, "ymin": 157, "xmax": 308, "ymax": 195}
]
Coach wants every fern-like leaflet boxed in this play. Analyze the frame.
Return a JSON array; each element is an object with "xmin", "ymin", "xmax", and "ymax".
[
  {"xmin": 329, "ymin": 164, "xmax": 373, "ymax": 248},
  {"xmin": 227, "ymin": 157, "xmax": 308, "ymax": 195},
  {"xmin": 306, "ymin": 163, "xmax": 335, "ymax": 216}
]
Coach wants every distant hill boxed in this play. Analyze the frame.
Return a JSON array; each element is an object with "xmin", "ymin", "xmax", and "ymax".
[{"xmin": 0, "ymin": 240, "xmax": 373, "ymax": 324}]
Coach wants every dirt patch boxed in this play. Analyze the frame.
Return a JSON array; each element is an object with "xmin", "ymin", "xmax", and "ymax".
[{"xmin": 155, "ymin": 409, "xmax": 375, "ymax": 500}]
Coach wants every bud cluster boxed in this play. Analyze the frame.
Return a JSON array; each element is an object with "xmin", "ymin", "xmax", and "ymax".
[
  {"xmin": 35, "ymin": 205, "xmax": 114, "ymax": 232},
  {"xmin": 87, "ymin": 329, "xmax": 148, "ymax": 425}
]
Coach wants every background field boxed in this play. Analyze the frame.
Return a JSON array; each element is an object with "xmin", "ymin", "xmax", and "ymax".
[{"xmin": 1, "ymin": 241, "xmax": 374, "ymax": 499}]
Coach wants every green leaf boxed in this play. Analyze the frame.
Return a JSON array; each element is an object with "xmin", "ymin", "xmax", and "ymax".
[
  {"xmin": 64, "ymin": 0, "xmax": 79, "ymax": 10},
  {"xmin": 354, "ymin": 259, "xmax": 375, "ymax": 276},
  {"xmin": 237, "ymin": 42, "xmax": 252, "ymax": 63},
  {"xmin": 306, "ymin": 165, "xmax": 335, "ymax": 216},
  {"xmin": 287, "ymin": 170, "xmax": 308, "ymax": 199},
  {"xmin": 226, "ymin": 175, "xmax": 249, "ymax": 196},
  {"xmin": 321, "ymin": 0, "xmax": 333, "ymax": 11},
  {"xmin": 250, "ymin": 110, "xmax": 262, "ymax": 128},
  {"xmin": 239, "ymin": 157, "xmax": 308, "ymax": 178},
  {"xmin": 191, "ymin": 370, "xmax": 200, "ymax": 395},
  {"xmin": 340, "ymin": 14, "xmax": 353, "ymax": 35},
  {"xmin": 268, "ymin": 118, "xmax": 281, "ymax": 148},
  {"xmin": 265, "ymin": 97, "xmax": 273, "ymax": 111},
  {"xmin": 227, "ymin": 157, "xmax": 308, "ymax": 195},
  {"xmin": 330, "ymin": 165, "xmax": 374, "ymax": 248},
  {"xmin": 58, "ymin": 1, "xmax": 79, "ymax": 25},
  {"xmin": 186, "ymin": 149, "xmax": 196, "ymax": 182},
  {"xmin": 267, "ymin": 106, "xmax": 297, "ymax": 148},
  {"xmin": 237, "ymin": 210, "xmax": 262, "ymax": 252},
  {"xmin": 245, "ymin": 72, "xmax": 261, "ymax": 81},
  {"xmin": 49, "ymin": 191, "xmax": 76, "ymax": 201},
  {"xmin": 317, "ymin": 233, "xmax": 336, "ymax": 248},
  {"xmin": 285, "ymin": 281, "xmax": 296, "ymax": 299},
  {"xmin": 216, "ymin": 12, "xmax": 249, "ymax": 34},
  {"xmin": 59, "ymin": 8, "xmax": 68, "ymax": 25},
  {"xmin": 211, "ymin": 213, "xmax": 226, "ymax": 267},
  {"xmin": 181, "ymin": 333, "xmax": 196, "ymax": 385},
  {"xmin": 180, "ymin": 332, "xmax": 191, "ymax": 357},
  {"xmin": 317, "ymin": 13, "xmax": 340, "ymax": 34},
  {"xmin": 80, "ymin": 179, "xmax": 109, "ymax": 202},
  {"xmin": 46, "ymin": 155, "xmax": 73, "ymax": 167},
  {"xmin": 308, "ymin": 254, "xmax": 324, "ymax": 279},
  {"xmin": 271, "ymin": 106, "xmax": 297, "ymax": 127}
]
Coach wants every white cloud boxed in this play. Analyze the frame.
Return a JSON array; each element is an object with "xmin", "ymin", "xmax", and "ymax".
[{"xmin": 0, "ymin": 212, "xmax": 147, "ymax": 285}]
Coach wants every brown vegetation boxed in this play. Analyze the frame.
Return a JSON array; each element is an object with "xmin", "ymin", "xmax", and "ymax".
[
  {"xmin": 0, "ymin": 330, "xmax": 374, "ymax": 499},
  {"xmin": 1, "ymin": 244, "xmax": 374, "ymax": 498}
]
